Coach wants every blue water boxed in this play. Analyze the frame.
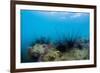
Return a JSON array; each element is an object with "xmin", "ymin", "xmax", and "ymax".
[{"xmin": 21, "ymin": 10, "xmax": 90, "ymax": 62}]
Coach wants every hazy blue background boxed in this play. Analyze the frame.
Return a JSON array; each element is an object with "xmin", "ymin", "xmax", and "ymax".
[{"xmin": 21, "ymin": 10, "xmax": 90, "ymax": 62}]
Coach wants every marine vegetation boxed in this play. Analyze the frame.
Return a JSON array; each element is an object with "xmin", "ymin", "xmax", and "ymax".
[
  {"xmin": 28, "ymin": 36, "xmax": 89, "ymax": 62},
  {"xmin": 56, "ymin": 35, "xmax": 78, "ymax": 53}
]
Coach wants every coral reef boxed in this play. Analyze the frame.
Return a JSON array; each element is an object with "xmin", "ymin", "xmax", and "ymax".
[
  {"xmin": 60, "ymin": 48, "xmax": 89, "ymax": 60},
  {"xmin": 28, "ymin": 36, "xmax": 89, "ymax": 62},
  {"xmin": 43, "ymin": 49, "xmax": 61, "ymax": 61}
]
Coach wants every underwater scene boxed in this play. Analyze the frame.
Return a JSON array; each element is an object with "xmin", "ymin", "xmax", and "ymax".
[{"xmin": 21, "ymin": 10, "xmax": 90, "ymax": 63}]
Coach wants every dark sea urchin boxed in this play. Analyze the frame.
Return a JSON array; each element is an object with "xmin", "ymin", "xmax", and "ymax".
[{"xmin": 55, "ymin": 34, "xmax": 78, "ymax": 52}]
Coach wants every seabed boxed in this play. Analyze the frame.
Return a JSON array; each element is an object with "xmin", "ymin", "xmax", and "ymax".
[{"xmin": 28, "ymin": 37, "xmax": 89, "ymax": 62}]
